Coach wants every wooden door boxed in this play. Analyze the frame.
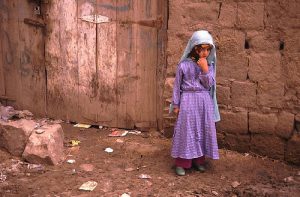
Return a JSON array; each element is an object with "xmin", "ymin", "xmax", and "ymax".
[{"xmin": 0, "ymin": 1, "xmax": 46, "ymax": 116}]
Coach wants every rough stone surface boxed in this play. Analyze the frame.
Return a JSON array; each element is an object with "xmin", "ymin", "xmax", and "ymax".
[
  {"xmin": 246, "ymin": 31, "xmax": 280, "ymax": 52},
  {"xmin": 237, "ymin": 2, "xmax": 264, "ymax": 30},
  {"xmin": 217, "ymin": 86, "xmax": 230, "ymax": 105},
  {"xmin": 223, "ymin": 133, "xmax": 250, "ymax": 153},
  {"xmin": 251, "ymin": 134, "xmax": 285, "ymax": 160},
  {"xmin": 22, "ymin": 124, "xmax": 64, "ymax": 165},
  {"xmin": 283, "ymin": 53, "xmax": 300, "ymax": 87},
  {"xmin": 231, "ymin": 81, "xmax": 256, "ymax": 108},
  {"xmin": 248, "ymin": 52, "xmax": 282, "ymax": 83},
  {"xmin": 0, "ymin": 119, "xmax": 36, "ymax": 156},
  {"xmin": 249, "ymin": 112, "xmax": 277, "ymax": 134},
  {"xmin": 217, "ymin": 29, "xmax": 245, "ymax": 54},
  {"xmin": 275, "ymin": 111, "xmax": 294, "ymax": 139},
  {"xmin": 218, "ymin": 2, "xmax": 237, "ymax": 28},
  {"xmin": 218, "ymin": 52, "xmax": 248, "ymax": 81},
  {"xmin": 217, "ymin": 110, "xmax": 248, "ymax": 135},
  {"xmin": 257, "ymin": 81, "xmax": 284, "ymax": 108},
  {"xmin": 286, "ymin": 133, "xmax": 300, "ymax": 165}
]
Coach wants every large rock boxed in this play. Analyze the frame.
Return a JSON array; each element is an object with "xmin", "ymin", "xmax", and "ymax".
[
  {"xmin": 0, "ymin": 119, "xmax": 36, "ymax": 156},
  {"xmin": 275, "ymin": 111, "xmax": 294, "ymax": 139},
  {"xmin": 22, "ymin": 124, "xmax": 64, "ymax": 165},
  {"xmin": 286, "ymin": 133, "xmax": 300, "ymax": 165}
]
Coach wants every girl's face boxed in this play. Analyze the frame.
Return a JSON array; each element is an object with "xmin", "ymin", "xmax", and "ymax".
[{"xmin": 195, "ymin": 44, "xmax": 211, "ymax": 58}]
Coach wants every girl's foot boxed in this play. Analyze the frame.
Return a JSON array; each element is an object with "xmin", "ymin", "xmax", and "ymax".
[
  {"xmin": 193, "ymin": 164, "xmax": 205, "ymax": 172},
  {"xmin": 175, "ymin": 166, "xmax": 185, "ymax": 176}
]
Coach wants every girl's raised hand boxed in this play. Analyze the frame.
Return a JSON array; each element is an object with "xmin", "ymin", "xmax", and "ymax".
[{"xmin": 197, "ymin": 58, "xmax": 209, "ymax": 73}]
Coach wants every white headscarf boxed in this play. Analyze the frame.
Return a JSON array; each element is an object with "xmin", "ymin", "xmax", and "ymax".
[{"xmin": 180, "ymin": 30, "xmax": 220, "ymax": 122}]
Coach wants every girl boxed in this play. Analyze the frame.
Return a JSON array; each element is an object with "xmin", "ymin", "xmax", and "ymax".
[{"xmin": 171, "ymin": 30, "xmax": 220, "ymax": 176}]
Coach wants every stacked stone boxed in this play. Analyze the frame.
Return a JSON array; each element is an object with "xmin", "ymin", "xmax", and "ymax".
[{"xmin": 163, "ymin": 0, "xmax": 300, "ymax": 165}]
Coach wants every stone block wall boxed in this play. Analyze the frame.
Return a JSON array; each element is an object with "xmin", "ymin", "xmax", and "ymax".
[{"xmin": 163, "ymin": 0, "xmax": 300, "ymax": 165}]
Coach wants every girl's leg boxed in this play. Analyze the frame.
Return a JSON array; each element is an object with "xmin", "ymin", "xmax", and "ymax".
[
  {"xmin": 175, "ymin": 158, "xmax": 192, "ymax": 168},
  {"xmin": 193, "ymin": 156, "xmax": 205, "ymax": 165}
]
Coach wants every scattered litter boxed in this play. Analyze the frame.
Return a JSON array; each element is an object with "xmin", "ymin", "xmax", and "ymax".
[
  {"xmin": 120, "ymin": 193, "xmax": 131, "ymax": 197},
  {"xmin": 284, "ymin": 176, "xmax": 294, "ymax": 183},
  {"xmin": 79, "ymin": 181, "xmax": 98, "ymax": 191},
  {"xmin": 35, "ymin": 129, "xmax": 45, "ymax": 134},
  {"xmin": 67, "ymin": 159, "xmax": 76, "ymax": 164},
  {"xmin": 116, "ymin": 139, "xmax": 124, "ymax": 143},
  {"xmin": 138, "ymin": 174, "xmax": 151, "ymax": 179},
  {"xmin": 69, "ymin": 140, "xmax": 81, "ymax": 147},
  {"xmin": 231, "ymin": 181, "xmax": 241, "ymax": 188},
  {"xmin": 128, "ymin": 130, "xmax": 142, "ymax": 135},
  {"xmin": 74, "ymin": 123, "xmax": 91, "ymax": 129},
  {"xmin": 125, "ymin": 167, "xmax": 135, "ymax": 172},
  {"xmin": 99, "ymin": 125, "xmax": 104, "ymax": 129},
  {"xmin": 27, "ymin": 164, "xmax": 45, "ymax": 172},
  {"xmin": 104, "ymin": 147, "xmax": 114, "ymax": 153},
  {"xmin": 109, "ymin": 129, "xmax": 128, "ymax": 137},
  {"xmin": 71, "ymin": 169, "xmax": 76, "ymax": 175},
  {"xmin": 0, "ymin": 171, "xmax": 7, "ymax": 183},
  {"xmin": 244, "ymin": 153, "xmax": 249, "ymax": 157},
  {"xmin": 212, "ymin": 190, "xmax": 219, "ymax": 196}
]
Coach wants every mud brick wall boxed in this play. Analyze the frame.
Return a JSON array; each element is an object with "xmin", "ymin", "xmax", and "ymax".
[{"xmin": 163, "ymin": 0, "xmax": 300, "ymax": 165}]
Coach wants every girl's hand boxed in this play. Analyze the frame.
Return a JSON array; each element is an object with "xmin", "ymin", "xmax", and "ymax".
[
  {"xmin": 173, "ymin": 107, "xmax": 180, "ymax": 116},
  {"xmin": 197, "ymin": 58, "xmax": 209, "ymax": 73}
]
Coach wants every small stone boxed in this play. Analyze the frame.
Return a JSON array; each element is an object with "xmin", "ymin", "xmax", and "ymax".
[
  {"xmin": 212, "ymin": 190, "xmax": 218, "ymax": 196},
  {"xmin": 231, "ymin": 181, "xmax": 241, "ymax": 188},
  {"xmin": 284, "ymin": 176, "xmax": 294, "ymax": 182},
  {"xmin": 79, "ymin": 164, "xmax": 94, "ymax": 172},
  {"xmin": 125, "ymin": 167, "xmax": 135, "ymax": 172}
]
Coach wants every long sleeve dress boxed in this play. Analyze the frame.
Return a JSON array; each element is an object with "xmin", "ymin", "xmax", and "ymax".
[{"xmin": 171, "ymin": 58, "xmax": 219, "ymax": 160}]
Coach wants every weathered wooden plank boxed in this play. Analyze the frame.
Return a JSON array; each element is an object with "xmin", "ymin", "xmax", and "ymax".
[
  {"xmin": 45, "ymin": 0, "xmax": 79, "ymax": 121},
  {"xmin": 77, "ymin": 0, "xmax": 118, "ymax": 126},
  {"xmin": 77, "ymin": 0, "xmax": 98, "ymax": 124},
  {"xmin": 1, "ymin": 1, "xmax": 21, "ymax": 107},
  {"xmin": 18, "ymin": 0, "xmax": 46, "ymax": 116},
  {"xmin": 156, "ymin": 0, "xmax": 168, "ymax": 130},
  {"xmin": 134, "ymin": 0, "xmax": 158, "ymax": 128},
  {"xmin": 95, "ymin": 0, "xmax": 117, "ymax": 126},
  {"xmin": 116, "ymin": 0, "xmax": 137, "ymax": 128}
]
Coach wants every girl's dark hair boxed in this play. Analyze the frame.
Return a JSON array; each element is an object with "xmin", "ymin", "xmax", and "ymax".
[{"xmin": 188, "ymin": 46, "xmax": 200, "ymax": 61}]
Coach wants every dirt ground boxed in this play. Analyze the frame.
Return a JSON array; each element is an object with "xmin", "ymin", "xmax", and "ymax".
[{"xmin": 0, "ymin": 123, "xmax": 300, "ymax": 197}]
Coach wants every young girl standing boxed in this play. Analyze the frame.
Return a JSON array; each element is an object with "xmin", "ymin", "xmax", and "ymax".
[{"xmin": 171, "ymin": 30, "xmax": 220, "ymax": 176}]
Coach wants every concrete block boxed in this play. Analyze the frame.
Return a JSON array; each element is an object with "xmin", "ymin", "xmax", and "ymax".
[
  {"xmin": 231, "ymin": 81, "xmax": 257, "ymax": 108},
  {"xmin": 257, "ymin": 81, "xmax": 284, "ymax": 108},
  {"xmin": 218, "ymin": 52, "xmax": 248, "ymax": 81},
  {"xmin": 251, "ymin": 134, "xmax": 285, "ymax": 160},
  {"xmin": 275, "ymin": 111, "xmax": 295, "ymax": 139},
  {"xmin": 248, "ymin": 52, "xmax": 282, "ymax": 83},
  {"xmin": 237, "ymin": 2, "xmax": 264, "ymax": 30},
  {"xmin": 217, "ymin": 86, "xmax": 230, "ymax": 105},
  {"xmin": 249, "ymin": 112, "xmax": 277, "ymax": 134},
  {"xmin": 285, "ymin": 133, "xmax": 300, "ymax": 165},
  {"xmin": 217, "ymin": 110, "xmax": 248, "ymax": 134}
]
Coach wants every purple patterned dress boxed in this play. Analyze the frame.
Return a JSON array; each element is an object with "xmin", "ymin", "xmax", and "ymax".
[{"xmin": 171, "ymin": 58, "xmax": 219, "ymax": 160}]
